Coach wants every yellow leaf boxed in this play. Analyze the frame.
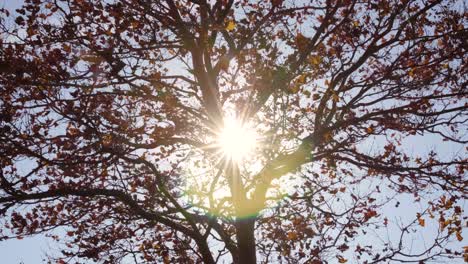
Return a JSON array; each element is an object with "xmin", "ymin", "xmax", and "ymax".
[
  {"xmin": 289, "ymin": 83, "xmax": 300, "ymax": 94},
  {"xmin": 456, "ymin": 232, "xmax": 463, "ymax": 241},
  {"xmin": 366, "ymin": 126, "xmax": 374, "ymax": 134},
  {"xmin": 338, "ymin": 256, "xmax": 348, "ymax": 263},
  {"xmin": 353, "ymin": 20, "xmax": 359, "ymax": 27},
  {"xmin": 309, "ymin": 55, "xmax": 322, "ymax": 66},
  {"xmin": 408, "ymin": 68, "xmax": 415, "ymax": 77},
  {"xmin": 297, "ymin": 74, "xmax": 307, "ymax": 84},
  {"xmin": 226, "ymin": 20, "xmax": 236, "ymax": 31}
]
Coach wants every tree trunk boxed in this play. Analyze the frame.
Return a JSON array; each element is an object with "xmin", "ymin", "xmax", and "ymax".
[
  {"xmin": 236, "ymin": 218, "xmax": 257, "ymax": 264},
  {"xmin": 197, "ymin": 238, "xmax": 216, "ymax": 264}
]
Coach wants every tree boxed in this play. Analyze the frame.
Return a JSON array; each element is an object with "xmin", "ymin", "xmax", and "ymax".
[{"xmin": 0, "ymin": 0, "xmax": 466, "ymax": 263}]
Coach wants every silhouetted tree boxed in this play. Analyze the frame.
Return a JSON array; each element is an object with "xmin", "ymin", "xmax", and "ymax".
[{"xmin": 0, "ymin": 0, "xmax": 466, "ymax": 263}]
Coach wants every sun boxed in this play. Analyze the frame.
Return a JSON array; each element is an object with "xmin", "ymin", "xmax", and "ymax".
[{"xmin": 217, "ymin": 117, "xmax": 258, "ymax": 161}]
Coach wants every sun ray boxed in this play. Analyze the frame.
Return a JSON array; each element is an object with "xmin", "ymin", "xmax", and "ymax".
[{"xmin": 215, "ymin": 116, "xmax": 258, "ymax": 162}]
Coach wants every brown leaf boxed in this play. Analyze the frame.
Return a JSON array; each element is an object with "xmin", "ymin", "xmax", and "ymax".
[
  {"xmin": 418, "ymin": 218, "xmax": 425, "ymax": 227},
  {"xmin": 287, "ymin": 231, "xmax": 298, "ymax": 240}
]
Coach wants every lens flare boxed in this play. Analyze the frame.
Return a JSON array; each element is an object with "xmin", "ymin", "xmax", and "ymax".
[{"xmin": 217, "ymin": 117, "xmax": 257, "ymax": 161}]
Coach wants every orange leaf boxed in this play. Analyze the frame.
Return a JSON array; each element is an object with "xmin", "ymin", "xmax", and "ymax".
[
  {"xmin": 297, "ymin": 74, "xmax": 307, "ymax": 84},
  {"xmin": 418, "ymin": 218, "xmax": 425, "ymax": 227},
  {"xmin": 287, "ymin": 231, "xmax": 298, "ymax": 240}
]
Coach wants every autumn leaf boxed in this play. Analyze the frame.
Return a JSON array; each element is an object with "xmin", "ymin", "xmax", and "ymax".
[
  {"xmin": 81, "ymin": 55, "xmax": 103, "ymax": 64},
  {"xmin": 131, "ymin": 21, "xmax": 140, "ymax": 29},
  {"xmin": 287, "ymin": 231, "xmax": 298, "ymax": 240},
  {"xmin": 27, "ymin": 27, "xmax": 35, "ymax": 36},
  {"xmin": 63, "ymin": 44, "xmax": 71, "ymax": 53},
  {"xmin": 226, "ymin": 20, "xmax": 236, "ymax": 31},
  {"xmin": 297, "ymin": 74, "xmax": 307, "ymax": 84},
  {"xmin": 1, "ymin": 1, "xmax": 465, "ymax": 263},
  {"xmin": 418, "ymin": 218, "xmax": 425, "ymax": 227},
  {"xmin": 295, "ymin": 33, "xmax": 309, "ymax": 51},
  {"xmin": 337, "ymin": 255, "xmax": 348, "ymax": 263},
  {"xmin": 288, "ymin": 83, "xmax": 300, "ymax": 94},
  {"xmin": 338, "ymin": 244, "xmax": 350, "ymax": 252},
  {"xmin": 102, "ymin": 134, "xmax": 113, "ymax": 146},
  {"xmin": 66, "ymin": 124, "xmax": 79, "ymax": 137},
  {"xmin": 364, "ymin": 209, "xmax": 377, "ymax": 221},
  {"xmin": 309, "ymin": 55, "xmax": 322, "ymax": 66},
  {"xmin": 332, "ymin": 91, "xmax": 339, "ymax": 102},
  {"xmin": 218, "ymin": 56, "xmax": 230, "ymax": 72}
]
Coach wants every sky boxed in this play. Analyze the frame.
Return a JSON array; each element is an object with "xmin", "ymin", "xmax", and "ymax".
[
  {"xmin": 0, "ymin": 0, "xmax": 466, "ymax": 263},
  {"xmin": 0, "ymin": 2, "xmax": 53, "ymax": 263}
]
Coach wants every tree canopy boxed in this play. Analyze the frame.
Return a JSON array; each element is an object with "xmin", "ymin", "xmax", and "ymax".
[{"xmin": 0, "ymin": 0, "xmax": 466, "ymax": 263}]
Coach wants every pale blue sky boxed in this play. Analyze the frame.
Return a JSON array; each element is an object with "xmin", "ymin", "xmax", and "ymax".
[{"xmin": 0, "ymin": 1, "xmax": 465, "ymax": 263}]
